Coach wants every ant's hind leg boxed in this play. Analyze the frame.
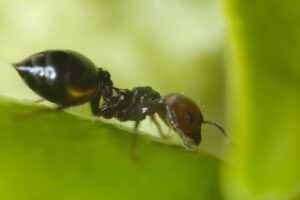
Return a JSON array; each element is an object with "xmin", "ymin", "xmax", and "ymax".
[
  {"xmin": 130, "ymin": 121, "xmax": 140, "ymax": 162},
  {"xmin": 164, "ymin": 102, "xmax": 199, "ymax": 152},
  {"xmin": 150, "ymin": 115, "xmax": 170, "ymax": 138},
  {"xmin": 12, "ymin": 104, "xmax": 69, "ymax": 121},
  {"xmin": 35, "ymin": 98, "xmax": 45, "ymax": 103}
]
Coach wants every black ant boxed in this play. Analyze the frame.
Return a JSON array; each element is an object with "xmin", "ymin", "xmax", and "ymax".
[
  {"xmin": 94, "ymin": 86, "xmax": 231, "ymax": 159},
  {"xmin": 13, "ymin": 50, "xmax": 230, "ymax": 160},
  {"xmin": 13, "ymin": 50, "xmax": 114, "ymax": 116}
]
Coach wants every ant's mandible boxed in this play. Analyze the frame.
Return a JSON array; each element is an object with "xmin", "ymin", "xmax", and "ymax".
[{"xmin": 13, "ymin": 50, "xmax": 114, "ymax": 115}]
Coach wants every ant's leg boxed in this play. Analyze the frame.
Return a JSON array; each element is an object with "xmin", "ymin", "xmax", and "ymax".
[
  {"xmin": 169, "ymin": 127, "xmax": 174, "ymax": 135},
  {"xmin": 91, "ymin": 93, "xmax": 120, "ymax": 119},
  {"xmin": 90, "ymin": 86, "xmax": 102, "ymax": 116},
  {"xmin": 102, "ymin": 71, "xmax": 114, "ymax": 101},
  {"xmin": 143, "ymin": 98, "xmax": 163, "ymax": 114},
  {"xmin": 91, "ymin": 82, "xmax": 122, "ymax": 117},
  {"xmin": 35, "ymin": 98, "xmax": 45, "ymax": 103},
  {"xmin": 98, "ymin": 69, "xmax": 114, "ymax": 101},
  {"xmin": 150, "ymin": 115, "xmax": 170, "ymax": 138},
  {"xmin": 12, "ymin": 104, "xmax": 69, "ymax": 121},
  {"xmin": 164, "ymin": 102, "xmax": 199, "ymax": 152},
  {"xmin": 97, "ymin": 105, "xmax": 117, "ymax": 119},
  {"xmin": 91, "ymin": 70, "xmax": 115, "ymax": 116},
  {"xmin": 130, "ymin": 121, "xmax": 140, "ymax": 162}
]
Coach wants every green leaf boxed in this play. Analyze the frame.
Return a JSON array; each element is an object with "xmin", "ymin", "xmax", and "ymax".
[
  {"xmin": 0, "ymin": 96, "xmax": 223, "ymax": 200},
  {"xmin": 223, "ymin": 0, "xmax": 300, "ymax": 199}
]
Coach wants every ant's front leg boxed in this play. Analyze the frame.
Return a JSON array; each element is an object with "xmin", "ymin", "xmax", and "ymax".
[
  {"xmin": 91, "ymin": 71, "xmax": 116, "ymax": 116},
  {"xmin": 164, "ymin": 102, "xmax": 199, "ymax": 152},
  {"xmin": 130, "ymin": 121, "xmax": 140, "ymax": 162},
  {"xmin": 12, "ymin": 104, "xmax": 69, "ymax": 121},
  {"xmin": 91, "ymin": 98, "xmax": 117, "ymax": 119},
  {"xmin": 35, "ymin": 98, "xmax": 45, "ymax": 103}
]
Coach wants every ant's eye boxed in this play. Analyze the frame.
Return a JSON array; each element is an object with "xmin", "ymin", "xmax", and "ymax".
[{"xmin": 186, "ymin": 112, "xmax": 194, "ymax": 123}]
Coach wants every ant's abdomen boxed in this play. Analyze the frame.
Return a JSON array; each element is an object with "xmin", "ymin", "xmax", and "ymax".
[{"xmin": 14, "ymin": 50, "xmax": 100, "ymax": 105}]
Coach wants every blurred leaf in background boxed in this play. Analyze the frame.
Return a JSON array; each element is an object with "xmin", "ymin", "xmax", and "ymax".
[{"xmin": 223, "ymin": 0, "xmax": 300, "ymax": 199}]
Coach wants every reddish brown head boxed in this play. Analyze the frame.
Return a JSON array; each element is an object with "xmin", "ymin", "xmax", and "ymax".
[
  {"xmin": 158, "ymin": 93, "xmax": 230, "ymax": 148},
  {"xmin": 158, "ymin": 93, "xmax": 204, "ymax": 145}
]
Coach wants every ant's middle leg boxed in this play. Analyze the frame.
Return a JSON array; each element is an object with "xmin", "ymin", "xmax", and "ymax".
[
  {"xmin": 35, "ymin": 98, "xmax": 45, "ymax": 103},
  {"xmin": 97, "ymin": 105, "xmax": 117, "ymax": 119},
  {"xmin": 12, "ymin": 104, "xmax": 69, "ymax": 121},
  {"xmin": 150, "ymin": 115, "xmax": 170, "ymax": 138},
  {"xmin": 130, "ymin": 121, "xmax": 140, "ymax": 162}
]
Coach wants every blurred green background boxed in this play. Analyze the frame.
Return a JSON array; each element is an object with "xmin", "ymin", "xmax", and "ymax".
[{"xmin": 0, "ymin": 0, "xmax": 299, "ymax": 199}]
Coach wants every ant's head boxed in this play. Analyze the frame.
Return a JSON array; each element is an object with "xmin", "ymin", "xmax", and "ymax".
[
  {"xmin": 159, "ymin": 93, "xmax": 230, "ymax": 147},
  {"xmin": 160, "ymin": 93, "xmax": 204, "ymax": 145}
]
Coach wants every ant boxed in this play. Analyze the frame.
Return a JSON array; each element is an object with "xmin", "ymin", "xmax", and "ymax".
[
  {"xmin": 94, "ymin": 86, "xmax": 231, "ymax": 160},
  {"xmin": 13, "ymin": 50, "xmax": 114, "ymax": 116},
  {"xmin": 13, "ymin": 50, "xmax": 230, "ymax": 160}
]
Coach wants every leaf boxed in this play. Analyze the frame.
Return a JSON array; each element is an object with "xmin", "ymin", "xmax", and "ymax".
[
  {"xmin": 223, "ymin": 0, "xmax": 300, "ymax": 199},
  {"xmin": 0, "ymin": 96, "xmax": 223, "ymax": 200}
]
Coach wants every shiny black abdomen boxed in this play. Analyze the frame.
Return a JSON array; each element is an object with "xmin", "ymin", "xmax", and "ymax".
[{"xmin": 14, "ymin": 50, "xmax": 100, "ymax": 105}]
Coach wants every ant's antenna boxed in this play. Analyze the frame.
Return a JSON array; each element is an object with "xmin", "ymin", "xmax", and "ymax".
[{"xmin": 203, "ymin": 121, "xmax": 231, "ymax": 142}]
